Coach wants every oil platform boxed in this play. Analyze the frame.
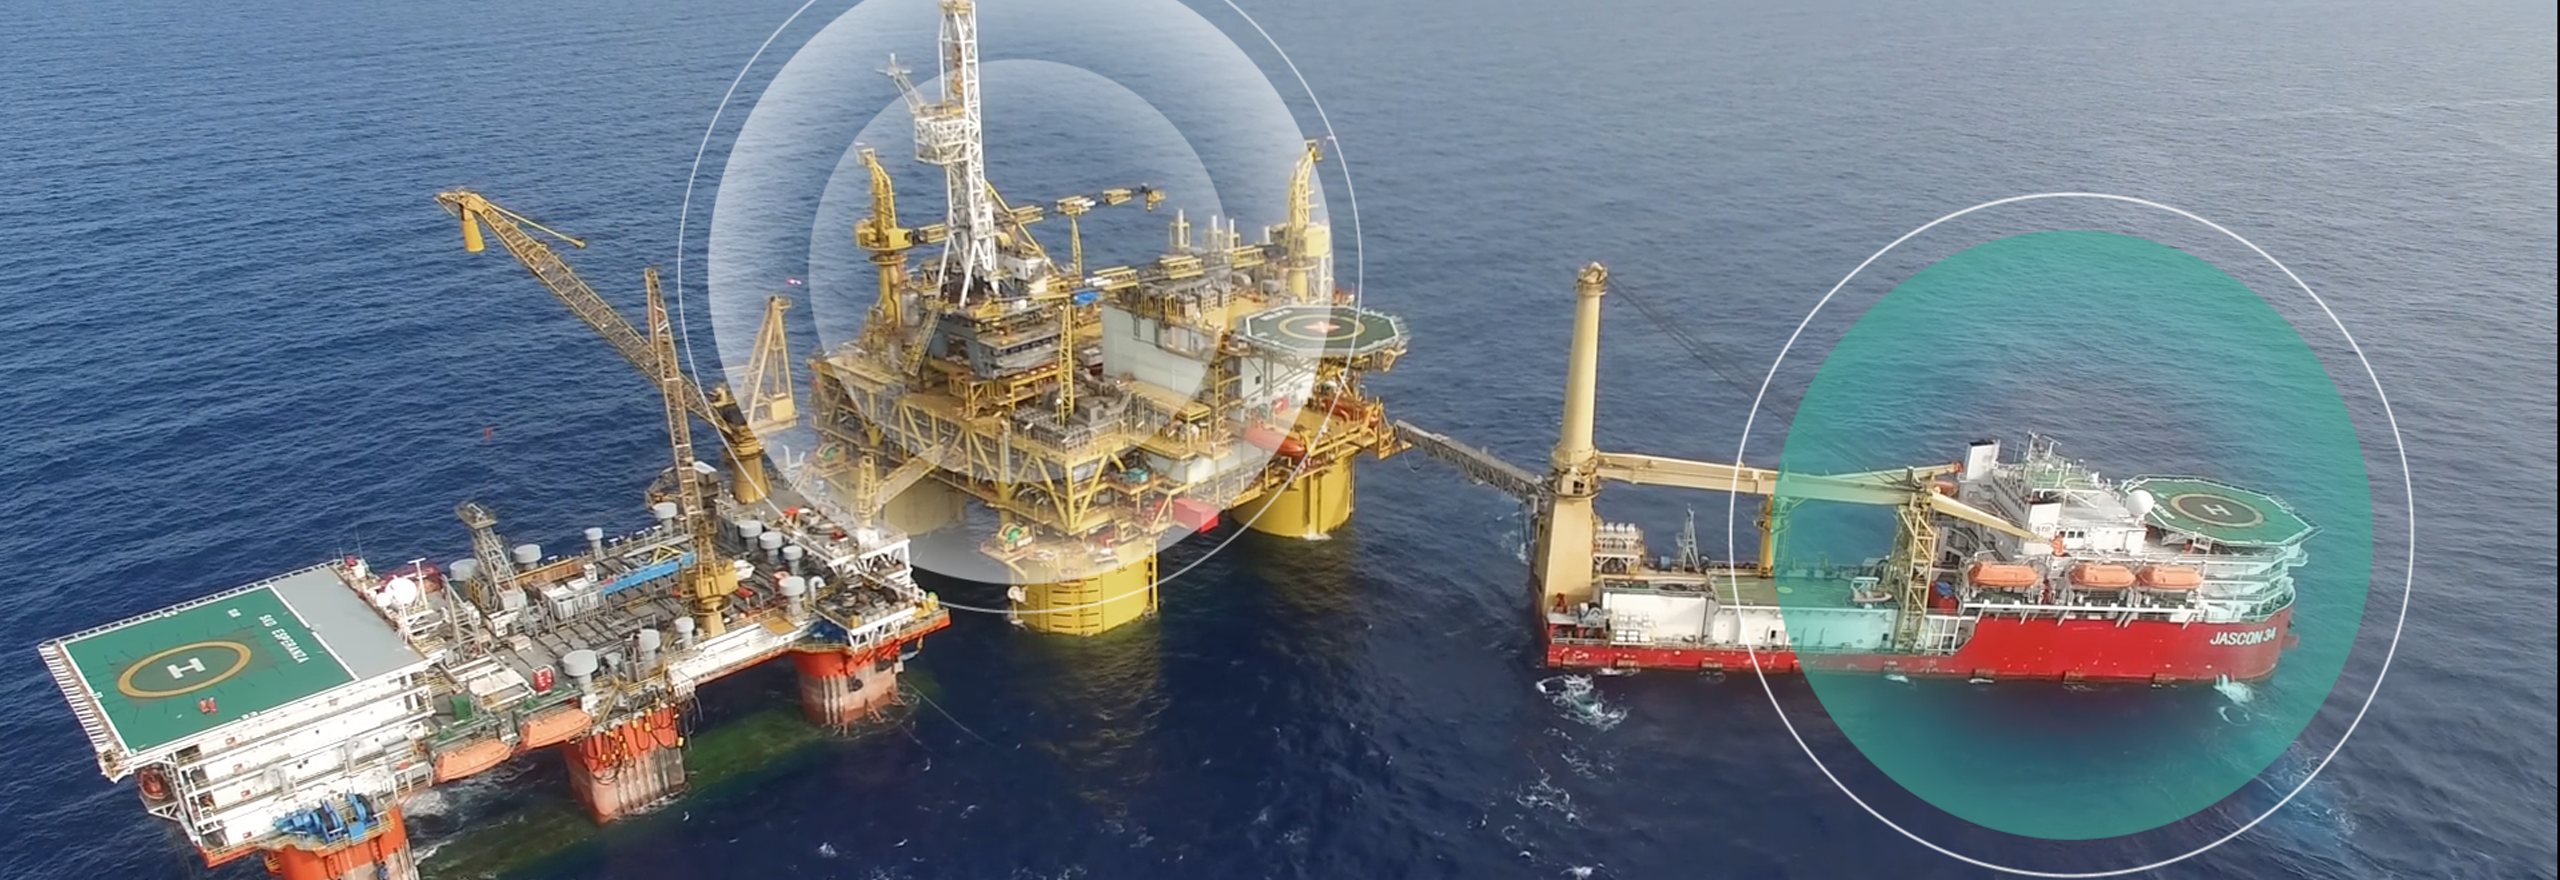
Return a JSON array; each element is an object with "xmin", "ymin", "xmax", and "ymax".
[
  {"xmin": 796, "ymin": 0, "xmax": 1412, "ymax": 635},
  {"xmin": 1399, "ymin": 263, "xmax": 2309, "ymax": 682},
  {"xmin": 31, "ymin": 192, "xmax": 950, "ymax": 878}
]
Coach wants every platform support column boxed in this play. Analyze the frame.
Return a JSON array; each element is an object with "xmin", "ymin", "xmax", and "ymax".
[
  {"xmin": 1009, "ymin": 550, "xmax": 1158, "ymax": 636},
  {"xmin": 1240, "ymin": 459, "xmax": 1355, "ymax": 539},
  {"xmin": 562, "ymin": 705, "xmax": 688, "ymax": 824},
  {"xmin": 260, "ymin": 807, "xmax": 417, "ymax": 880},
  {"xmin": 791, "ymin": 647, "xmax": 902, "ymax": 729}
]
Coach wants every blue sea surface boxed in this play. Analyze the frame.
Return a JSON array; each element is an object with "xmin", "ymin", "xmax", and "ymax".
[{"xmin": 1, "ymin": 1, "xmax": 2551, "ymax": 879}]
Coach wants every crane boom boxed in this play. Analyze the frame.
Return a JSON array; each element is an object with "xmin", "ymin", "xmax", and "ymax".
[
  {"xmin": 647, "ymin": 268, "xmax": 732, "ymax": 638},
  {"xmin": 437, "ymin": 187, "xmax": 781, "ymax": 504},
  {"xmin": 438, "ymin": 189, "xmax": 721, "ymax": 422},
  {"xmin": 1591, "ymin": 452, "xmax": 2031, "ymax": 539}
]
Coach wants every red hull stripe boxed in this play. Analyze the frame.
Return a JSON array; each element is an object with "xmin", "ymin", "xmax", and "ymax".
[{"xmin": 1550, "ymin": 608, "xmax": 2292, "ymax": 683}]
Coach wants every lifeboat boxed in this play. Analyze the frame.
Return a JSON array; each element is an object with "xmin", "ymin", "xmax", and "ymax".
[
  {"xmin": 2138, "ymin": 564, "xmax": 2202, "ymax": 590},
  {"xmin": 432, "ymin": 738, "xmax": 512, "ymax": 783},
  {"xmin": 1325, "ymin": 398, "xmax": 1366, "ymax": 423},
  {"xmin": 1966, "ymin": 561, "xmax": 2039, "ymax": 589},
  {"xmin": 518, "ymin": 705, "xmax": 594, "ymax": 750},
  {"xmin": 2068, "ymin": 563, "xmax": 2137, "ymax": 589},
  {"xmin": 1242, "ymin": 424, "xmax": 1307, "ymax": 458},
  {"xmin": 137, "ymin": 766, "xmax": 172, "ymax": 802}
]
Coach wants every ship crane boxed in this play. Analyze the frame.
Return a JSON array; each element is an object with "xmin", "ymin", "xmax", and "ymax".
[
  {"xmin": 1395, "ymin": 263, "xmax": 2038, "ymax": 650},
  {"xmin": 436, "ymin": 188, "xmax": 798, "ymax": 505}
]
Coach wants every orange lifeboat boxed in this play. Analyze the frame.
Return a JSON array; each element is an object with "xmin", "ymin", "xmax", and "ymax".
[
  {"xmin": 432, "ymin": 738, "xmax": 512, "ymax": 783},
  {"xmin": 2138, "ymin": 565, "xmax": 2202, "ymax": 590},
  {"xmin": 518, "ymin": 705, "xmax": 594, "ymax": 750},
  {"xmin": 1966, "ymin": 561, "xmax": 2039, "ymax": 589},
  {"xmin": 137, "ymin": 766, "xmax": 172, "ymax": 802},
  {"xmin": 2069, "ymin": 563, "xmax": 2137, "ymax": 589},
  {"xmin": 1242, "ymin": 424, "xmax": 1306, "ymax": 458}
]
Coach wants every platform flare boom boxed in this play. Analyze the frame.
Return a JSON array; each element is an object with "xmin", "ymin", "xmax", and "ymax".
[
  {"xmin": 806, "ymin": 1, "xmax": 1410, "ymax": 635},
  {"xmin": 1399, "ymin": 263, "xmax": 2312, "ymax": 682}
]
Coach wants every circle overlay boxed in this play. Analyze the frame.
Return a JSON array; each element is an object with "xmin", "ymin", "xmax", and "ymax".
[
  {"xmin": 1726, "ymin": 194, "xmax": 2412, "ymax": 875},
  {"xmin": 676, "ymin": 0, "xmax": 1371, "ymax": 615},
  {"xmin": 1775, "ymin": 230, "xmax": 2370, "ymax": 839}
]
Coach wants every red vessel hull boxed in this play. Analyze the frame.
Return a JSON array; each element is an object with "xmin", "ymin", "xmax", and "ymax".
[{"xmin": 1548, "ymin": 607, "xmax": 2294, "ymax": 683}]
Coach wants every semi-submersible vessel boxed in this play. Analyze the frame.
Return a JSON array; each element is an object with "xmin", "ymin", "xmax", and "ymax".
[
  {"xmin": 32, "ymin": 1, "xmax": 1410, "ymax": 876},
  {"xmin": 1396, "ymin": 263, "xmax": 2313, "ymax": 683}
]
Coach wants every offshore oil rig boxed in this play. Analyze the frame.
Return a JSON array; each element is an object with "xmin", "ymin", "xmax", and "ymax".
[
  {"xmin": 1400, "ymin": 264, "xmax": 2310, "ymax": 682},
  {"xmin": 35, "ymin": 1, "xmax": 1414, "ymax": 875},
  {"xmin": 793, "ymin": 0, "xmax": 1411, "ymax": 634}
]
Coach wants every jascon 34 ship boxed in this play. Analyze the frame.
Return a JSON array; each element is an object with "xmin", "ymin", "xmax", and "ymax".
[{"xmin": 1397, "ymin": 262, "xmax": 2311, "ymax": 684}]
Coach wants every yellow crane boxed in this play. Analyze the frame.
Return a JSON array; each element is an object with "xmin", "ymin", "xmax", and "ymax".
[
  {"xmin": 1395, "ymin": 263, "xmax": 2039, "ymax": 650},
  {"xmin": 1274, "ymin": 139, "xmax": 1325, "ymax": 302},
  {"xmin": 1538, "ymin": 263, "xmax": 2038, "ymax": 649},
  {"xmin": 436, "ymin": 188, "xmax": 797, "ymax": 505},
  {"xmin": 642, "ymin": 267, "xmax": 737, "ymax": 637}
]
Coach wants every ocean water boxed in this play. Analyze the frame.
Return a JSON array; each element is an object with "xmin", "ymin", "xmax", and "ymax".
[{"xmin": 1, "ymin": 1, "xmax": 2552, "ymax": 879}]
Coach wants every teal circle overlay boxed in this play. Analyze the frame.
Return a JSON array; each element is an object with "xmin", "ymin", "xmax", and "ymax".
[{"xmin": 1773, "ymin": 230, "xmax": 2373, "ymax": 840}]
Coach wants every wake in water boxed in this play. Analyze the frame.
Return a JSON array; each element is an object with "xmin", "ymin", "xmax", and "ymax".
[
  {"xmin": 1535, "ymin": 676, "xmax": 1627, "ymax": 730},
  {"xmin": 400, "ymin": 763, "xmax": 519, "ymax": 822},
  {"xmin": 2214, "ymin": 675, "xmax": 2257, "ymax": 705},
  {"xmin": 1513, "ymin": 771, "xmax": 1583, "ymax": 825},
  {"xmin": 2238, "ymin": 742, "xmax": 2369, "ymax": 874}
]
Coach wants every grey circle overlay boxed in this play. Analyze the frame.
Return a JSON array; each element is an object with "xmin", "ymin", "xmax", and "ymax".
[{"xmin": 674, "ymin": 0, "xmax": 1371, "ymax": 614}]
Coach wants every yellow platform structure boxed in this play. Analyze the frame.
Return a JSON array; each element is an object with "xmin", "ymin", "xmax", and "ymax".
[
  {"xmin": 1238, "ymin": 459, "xmax": 1355, "ymax": 539},
  {"xmin": 880, "ymin": 479, "xmax": 965, "ymax": 536},
  {"xmin": 1006, "ymin": 546, "xmax": 1160, "ymax": 636},
  {"xmin": 813, "ymin": 7, "xmax": 1408, "ymax": 638}
]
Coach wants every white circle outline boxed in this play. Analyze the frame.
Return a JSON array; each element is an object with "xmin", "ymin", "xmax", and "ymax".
[
  {"xmin": 1722, "ymin": 193, "xmax": 2412, "ymax": 876},
  {"xmin": 671, "ymin": 0, "xmax": 1366, "ymax": 616}
]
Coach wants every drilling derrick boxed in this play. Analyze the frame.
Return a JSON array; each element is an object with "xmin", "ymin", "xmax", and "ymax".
[{"xmin": 807, "ymin": 1, "xmax": 1411, "ymax": 636}]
